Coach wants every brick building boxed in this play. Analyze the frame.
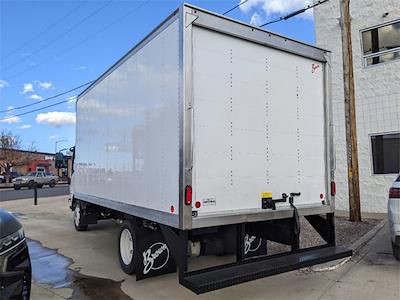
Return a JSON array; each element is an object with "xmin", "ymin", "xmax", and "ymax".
[{"xmin": 0, "ymin": 149, "xmax": 57, "ymax": 175}]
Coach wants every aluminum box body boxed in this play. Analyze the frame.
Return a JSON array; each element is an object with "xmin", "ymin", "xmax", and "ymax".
[{"xmin": 73, "ymin": 4, "xmax": 334, "ymax": 230}]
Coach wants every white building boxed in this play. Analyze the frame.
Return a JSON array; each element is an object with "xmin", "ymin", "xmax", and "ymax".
[{"xmin": 314, "ymin": 0, "xmax": 400, "ymax": 213}]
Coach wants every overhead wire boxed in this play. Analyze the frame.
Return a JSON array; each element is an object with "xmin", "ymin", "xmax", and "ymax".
[
  {"xmin": 260, "ymin": 0, "xmax": 329, "ymax": 27},
  {"xmin": 0, "ymin": 81, "xmax": 94, "ymax": 113},
  {"xmin": 1, "ymin": 99, "xmax": 77, "ymax": 122},
  {"xmin": 3, "ymin": 0, "xmax": 150, "ymax": 80},
  {"xmin": 1, "ymin": 0, "xmax": 113, "ymax": 73},
  {"xmin": 223, "ymin": 0, "xmax": 249, "ymax": 15},
  {"xmin": 2, "ymin": 1, "xmax": 89, "ymax": 60},
  {"xmin": 1, "ymin": 1, "xmax": 151, "ymax": 120}
]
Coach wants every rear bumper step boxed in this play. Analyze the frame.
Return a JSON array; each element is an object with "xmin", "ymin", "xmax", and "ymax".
[{"xmin": 181, "ymin": 246, "xmax": 352, "ymax": 294}]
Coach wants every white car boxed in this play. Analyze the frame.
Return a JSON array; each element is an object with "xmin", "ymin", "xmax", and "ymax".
[
  {"xmin": 388, "ymin": 173, "xmax": 400, "ymax": 260},
  {"xmin": 12, "ymin": 171, "xmax": 58, "ymax": 190}
]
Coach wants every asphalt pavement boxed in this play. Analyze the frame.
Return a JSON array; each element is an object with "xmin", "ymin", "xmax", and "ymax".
[{"xmin": 0, "ymin": 185, "xmax": 70, "ymax": 201}]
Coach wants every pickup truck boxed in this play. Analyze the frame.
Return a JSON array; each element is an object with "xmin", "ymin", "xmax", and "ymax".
[{"xmin": 12, "ymin": 171, "xmax": 58, "ymax": 190}]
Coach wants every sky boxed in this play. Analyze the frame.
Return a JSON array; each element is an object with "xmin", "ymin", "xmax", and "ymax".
[{"xmin": 0, "ymin": 0, "xmax": 316, "ymax": 153}]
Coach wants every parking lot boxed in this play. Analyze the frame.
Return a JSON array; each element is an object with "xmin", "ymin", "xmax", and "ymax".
[{"xmin": 0, "ymin": 195, "xmax": 398, "ymax": 299}]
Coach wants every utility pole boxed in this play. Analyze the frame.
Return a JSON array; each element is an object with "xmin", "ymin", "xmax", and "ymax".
[{"xmin": 340, "ymin": 0, "xmax": 361, "ymax": 222}]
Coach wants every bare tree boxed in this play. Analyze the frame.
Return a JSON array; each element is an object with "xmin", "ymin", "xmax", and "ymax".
[{"xmin": 0, "ymin": 130, "xmax": 36, "ymax": 177}]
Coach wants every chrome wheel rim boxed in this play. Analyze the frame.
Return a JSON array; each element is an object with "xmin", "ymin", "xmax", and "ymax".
[{"xmin": 120, "ymin": 228, "xmax": 134, "ymax": 265}]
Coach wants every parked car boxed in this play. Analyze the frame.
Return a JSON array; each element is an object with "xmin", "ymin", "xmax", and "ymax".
[
  {"xmin": 12, "ymin": 171, "xmax": 59, "ymax": 190},
  {"xmin": 0, "ymin": 174, "xmax": 5, "ymax": 183},
  {"xmin": 388, "ymin": 173, "xmax": 400, "ymax": 260},
  {"xmin": 0, "ymin": 208, "xmax": 31, "ymax": 299}
]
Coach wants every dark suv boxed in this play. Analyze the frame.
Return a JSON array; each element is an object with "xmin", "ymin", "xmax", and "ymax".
[{"xmin": 0, "ymin": 209, "xmax": 31, "ymax": 299}]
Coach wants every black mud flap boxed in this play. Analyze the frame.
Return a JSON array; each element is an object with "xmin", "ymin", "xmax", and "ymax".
[
  {"xmin": 135, "ymin": 223, "xmax": 176, "ymax": 280},
  {"xmin": 181, "ymin": 246, "xmax": 352, "ymax": 294}
]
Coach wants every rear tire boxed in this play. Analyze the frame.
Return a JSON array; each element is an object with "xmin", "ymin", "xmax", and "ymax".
[
  {"xmin": 393, "ymin": 242, "xmax": 400, "ymax": 261},
  {"xmin": 73, "ymin": 201, "xmax": 88, "ymax": 231},
  {"xmin": 49, "ymin": 180, "xmax": 56, "ymax": 188},
  {"xmin": 28, "ymin": 181, "xmax": 35, "ymax": 189},
  {"xmin": 118, "ymin": 221, "xmax": 136, "ymax": 274}
]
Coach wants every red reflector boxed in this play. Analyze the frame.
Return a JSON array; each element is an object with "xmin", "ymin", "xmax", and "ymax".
[
  {"xmin": 389, "ymin": 188, "xmax": 400, "ymax": 198},
  {"xmin": 195, "ymin": 201, "xmax": 201, "ymax": 209},
  {"xmin": 320, "ymin": 193, "xmax": 324, "ymax": 199},
  {"xmin": 331, "ymin": 181, "xmax": 336, "ymax": 196},
  {"xmin": 170, "ymin": 205, "xmax": 174, "ymax": 213},
  {"xmin": 185, "ymin": 185, "xmax": 192, "ymax": 205}
]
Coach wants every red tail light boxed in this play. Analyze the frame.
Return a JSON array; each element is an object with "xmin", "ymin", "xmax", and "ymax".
[
  {"xmin": 389, "ymin": 187, "xmax": 400, "ymax": 198},
  {"xmin": 331, "ymin": 181, "xmax": 336, "ymax": 196},
  {"xmin": 185, "ymin": 185, "xmax": 192, "ymax": 205}
]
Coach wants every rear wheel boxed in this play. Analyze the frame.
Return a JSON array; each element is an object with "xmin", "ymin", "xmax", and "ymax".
[
  {"xmin": 118, "ymin": 221, "xmax": 136, "ymax": 274},
  {"xmin": 28, "ymin": 181, "xmax": 35, "ymax": 189},
  {"xmin": 392, "ymin": 242, "xmax": 400, "ymax": 261},
  {"xmin": 49, "ymin": 180, "xmax": 56, "ymax": 188},
  {"xmin": 73, "ymin": 201, "xmax": 88, "ymax": 231}
]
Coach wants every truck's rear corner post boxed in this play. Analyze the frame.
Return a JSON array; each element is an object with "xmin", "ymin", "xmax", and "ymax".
[{"xmin": 179, "ymin": 4, "xmax": 196, "ymax": 231}]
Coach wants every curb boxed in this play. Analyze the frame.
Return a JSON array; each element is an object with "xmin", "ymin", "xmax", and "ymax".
[{"xmin": 310, "ymin": 219, "xmax": 387, "ymax": 272}]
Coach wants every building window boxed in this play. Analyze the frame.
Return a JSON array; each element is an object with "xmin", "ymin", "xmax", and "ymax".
[
  {"xmin": 371, "ymin": 133, "xmax": 400, "ymax": 174},
  {"xmin": 361, "ymin": 20, "xmax": 400, "ymax": 66}
]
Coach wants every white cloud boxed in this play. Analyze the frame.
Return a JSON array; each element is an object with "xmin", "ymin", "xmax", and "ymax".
[
  {"xmin": 239, "ymin": 0, "xmax": 314, "ymax": 21},
  {"xmin": 36, "ymin": 81, "xmax": 53, "ymax": 90},
  {"xmin": 20, "ymin": 124, "xmax": 32, "ymax": 129},
  {"xmin": 49, "ymin": 134, "xmax": 60, "ymax": 140},
  {"xmin": 22, "ymin": 82, "xmax": 34, "ymax": 93},
  {"xmin": 250, "ymin": 12, "xmax": 263, "ymax": 26},
  {"xmin": 75, "ymin": 65, "xmax": 87, "ymax": 70},
  {"xmin": 29, "ymin": 94, "xmax": 43, "ymax": 101},
  {"xmin": 1, "ymin": 116, "xmax": 21, "ymax": 123},
  {"xmin": 0, "ymin": 79, "xmax": 9, "ymax": 89},
  {"xmin": 36, "ymin": 112, "xmax": 76, "ymax": 127}
]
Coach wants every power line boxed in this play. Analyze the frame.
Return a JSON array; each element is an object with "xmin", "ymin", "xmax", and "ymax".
[
  {"xmin": 260, "ymin": 0, "xmax": 329, "ymax": 27},
  {"xmin": 0, "ymin": 81, "xmax": 94, "ymax": 113},
  {"xmin": 2, "ymin": 1, "xmax": 89, "ymax": 60},
  {"xmin": 0, "ymin": 99, "xmax": 75, "ymax": 122},
  {"xmin": 4, "ymin": 0, "xmax": 150, "ymax": 80},
  {"xmin": 1, "ymin": 0, "xmax": 113, "ymax": 73},
  {"xmin": 223, "ymin": 0, "xmax": 249, "ymax": 15}
]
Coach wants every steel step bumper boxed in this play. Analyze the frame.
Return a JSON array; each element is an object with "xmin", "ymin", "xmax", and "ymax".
[{"xmin": 181, "ymin": 246, "xmax": 352, "ymax": 294}]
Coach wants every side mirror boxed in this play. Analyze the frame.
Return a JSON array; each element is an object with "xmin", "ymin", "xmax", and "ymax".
[{"xmin": 55, "ymin": 152, "xmax": 66, "ymax": 168}]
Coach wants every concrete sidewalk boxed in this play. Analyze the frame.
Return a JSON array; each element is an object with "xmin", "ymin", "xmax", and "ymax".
[{"xmin": 1, "ymin": 196, "xmax": 399, "ymax": 300}]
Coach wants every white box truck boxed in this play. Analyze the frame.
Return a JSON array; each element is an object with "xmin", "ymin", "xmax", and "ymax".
[{"xmin": 68, "ymin": 4, "xmax": 351, "ymax": 294}]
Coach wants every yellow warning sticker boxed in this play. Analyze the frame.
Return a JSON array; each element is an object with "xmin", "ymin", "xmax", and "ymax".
[{"xmin": 260, "ymin": 192, "xmax": 273, "ymax": 199}]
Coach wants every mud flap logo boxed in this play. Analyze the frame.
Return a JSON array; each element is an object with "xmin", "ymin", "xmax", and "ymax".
[
  {"xmin": 142, "ymin": 242, "xmax": 169, "ymax": 275},
  {"xmin": 244, "ymin": 234, "xmax": 262, "ymax": 255}
]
